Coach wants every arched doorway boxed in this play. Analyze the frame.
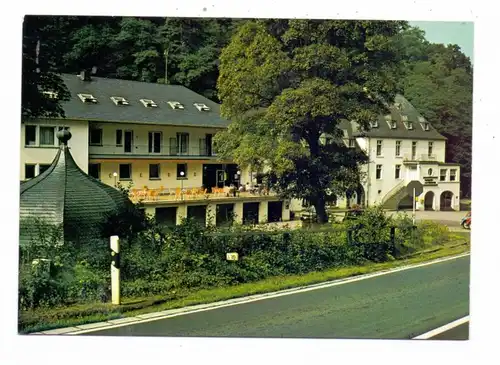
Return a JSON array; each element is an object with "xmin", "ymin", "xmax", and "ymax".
[
  {"xmin": 424, "ymin": 191, "xmax": 435, "ymax": 211},
  {"xmin": 440, "ymin": 191, "xmax": 454, "ymax": 211}
]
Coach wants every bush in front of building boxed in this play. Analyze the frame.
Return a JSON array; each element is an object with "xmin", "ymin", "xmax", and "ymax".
[{"xmin": 18, "ymin": 206, "xmax": 456, "ymax": 308}]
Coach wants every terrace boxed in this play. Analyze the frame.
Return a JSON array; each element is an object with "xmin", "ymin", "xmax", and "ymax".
[{"xmin": 129, "ymin": 185, "xmax": 277, "ymax": 204}]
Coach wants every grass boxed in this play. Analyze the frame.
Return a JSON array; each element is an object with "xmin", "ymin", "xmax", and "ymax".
[{"xmin": 19, "ymin": 237, "xmax": 470, "ymax": 335}]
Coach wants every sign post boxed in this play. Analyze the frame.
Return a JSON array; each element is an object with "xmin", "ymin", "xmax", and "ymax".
[
  {"xmin": 406, "ymin": 181, "xmax": 424, "ymax": 226},
  {"xmin": 110, "ymin": 235, "xmax": 121, "ymax": 305}
]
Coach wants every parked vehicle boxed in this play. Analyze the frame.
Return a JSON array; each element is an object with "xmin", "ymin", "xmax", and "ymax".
[{"xmin": 461, "ymin": 211, "xmax": 471, "ymax": 230}]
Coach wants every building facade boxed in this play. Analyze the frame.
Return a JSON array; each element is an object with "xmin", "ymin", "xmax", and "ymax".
[
  {"xmin": 20, "ymin": 73, "xmax": 461, "ymax": 228},
  {"xmin": 20, "ymin": 72, "xmax": 290, "ymax": 227}
]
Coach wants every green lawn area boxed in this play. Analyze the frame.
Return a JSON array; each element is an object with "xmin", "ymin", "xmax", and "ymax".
[{"xmin": 20, "ymin": 237, "xmax": 470, "ymax": 335}]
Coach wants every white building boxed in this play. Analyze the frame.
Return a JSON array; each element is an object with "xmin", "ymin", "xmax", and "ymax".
[{"xmin": 337, "ymin": 95, "xmax": 461, "ymax": 211}]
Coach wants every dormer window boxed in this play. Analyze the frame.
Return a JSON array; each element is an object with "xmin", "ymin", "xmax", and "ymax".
[
  {"xmin": 390, "ymin": 121, "xmax": 397, "ymax": 129},
  {"xmin": 401, "ymin": 115, "xmax": 408, "ymax": 122},
  {"xmin": 193, "ymin": 103, "xmax": 210, "ymax": 112},
  {"xmin": 370, "ymin": 121, "xmax": 379, "ymax": 128},
  {"xmin": 140, "ymin": 99, "xmax": 158, "ymax": 108},
  {"xmin": 111, "ymin": 96, "xmax": 129, "ymax": 106},
  {"xmin": 168, "ymin": 101, "xmax": 185, "ymax": 110},
  {"xmin": 78, "ymin": 93, "xmax": 97, "ymax": 104},
  {"xmin": 421, "ymin": 122, "xmax": 430, "ymax": 131},
  {"xmin": 42, "ymin": 91, "xmax": 58, "ymax": 99},
  {"xmin": 404, "ymin": 121, "xmax": 414, "ymax": 130}
]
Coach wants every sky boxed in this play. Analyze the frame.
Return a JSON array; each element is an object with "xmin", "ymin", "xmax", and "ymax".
[{"xmin": 409, "ymin": 21, "xmax": 474, "ymax": 63}]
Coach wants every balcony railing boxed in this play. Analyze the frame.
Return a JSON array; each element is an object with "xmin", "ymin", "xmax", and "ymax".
[
  {"xmin": 129, "ymin": 186, "xmax": 277, "ymax": 203},
  {"xmin": 403, "ymin": 154, "xmax": 437, "ymax": 162},
  {"xmin": 89, "ymin": 144, "xmax": 217, "ymax": 158}
]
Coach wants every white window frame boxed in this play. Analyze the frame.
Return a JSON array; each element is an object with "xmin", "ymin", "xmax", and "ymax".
[
  {"xmin": 395, "ymin": 140, "xmax": 401, "ymax": 157},
  {"xmin": 376, "ymin": 140, "xmax": 383, "ymax": 156},
  {"xmin": 39, "ymin": 126, "xmax": 56, "ymax": 146},
  {"xmin": 450, "ymin": 169, "xmax": 457, "ymax": 182},
  {"xmin": 440, "ymin": 169, "xmax": 447, "ymax": 182},
  {"xmin": 395, "ymin": 165, "xmax": 401, "ymax": 179}
]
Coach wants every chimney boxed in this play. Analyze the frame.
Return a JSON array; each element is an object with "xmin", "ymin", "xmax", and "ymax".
[{"xmin": 78, "ymin": 70, "xmax": 91, "ymax": 82}]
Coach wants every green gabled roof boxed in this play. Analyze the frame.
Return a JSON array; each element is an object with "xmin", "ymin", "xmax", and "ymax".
[
  {"xmin": 57, "ymin": 73, "xmax": 229, "ymax": 128},
  {"xmin": 351, "ymin": 94, "xmax": 447, "ymax": 141}
]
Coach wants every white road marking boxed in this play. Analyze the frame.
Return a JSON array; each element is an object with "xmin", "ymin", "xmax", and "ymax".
[
  {"xmin": 413, "ymin": 315, "xmax": 470, "ymax": 340},
  {"xmin": 41, "ymin": 252, "xmax": 469, "ymax": 335}
]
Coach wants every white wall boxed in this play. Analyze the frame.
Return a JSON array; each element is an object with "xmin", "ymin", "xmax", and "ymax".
[{"xmin": 20, "ymin": 119, "xmax": 89, "ymax": 180}]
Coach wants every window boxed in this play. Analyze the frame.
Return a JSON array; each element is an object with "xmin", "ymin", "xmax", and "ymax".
[
  {"xmin": 376, "ymin": 165, "xmax": 382, "ymax": 180},
  {"xmin": 88, "ymin": 163, "xmax": 101, "ymax": 180},
  {"xmin": 148, "ymin": 132, "xmax": 162, "ymax": 153},
  {"xmin": 440, "ymin": 169, "xmax": 447, "ymax": 182},
  {"xmin": 78, "ymin": 93, "xmax": 97, "ymax": 103},
  {"xmin": 140, "ymin": 99, "xmax": 158, "ymax": 108},
  {"xmin": 39, "ymin": 126, "xmax": 55, "ymax": 146},
  {"xmin": 89, "ymin": 128, "xmax": 103, "ymax": 146},
  {"xmin": 177, "ymin": 133, "xmax": 189, "ymax": 155},
  {"xmin": 39, "ymin": 164, "xmax": 51, "ymax": 175},
  {"xmin": 427, "ymin": 168, "xmax": 433, "ymax": 176},
  {"xmin": 25, "ymin": 164, "xmax": 36, "ymax": 179},
  {"xmin": 193, "ymin": 103, "xmax": 210, "ymax": 112},
  {"xmin": 411, "ymin": 141, "xmax": 417, "ymax": 159},
  {"xmin": 395, "ymin": 140, "xmax": 401, "ymax": 157},
  {"xmin": 119, "ymin": 164, "xmax": 132, "ymax": 180},
  {"xmin": 149, "ymin": 164, "xmax": 161, "ymax": 179},
  {"xmin": 25, "ymin": 126, "xmax": 36, "ymax": 146},
  {"xmin": 395, "ymin": 165, "xmax": 401, "ymax": 179},
  {"xmin": 177, "ymin": 163, "xmax": 187, "ymax": 179},
  {"xmin": 168, "ymin": 101, "xmax": 184, "ymax": 110},
  {"xmin": 428, "ymin": 141, "xmax": 433, "ymax": 157},
  {"xmin": 349, "ymin": 138, "xmax": 355, "ymax": 148},
  {"xmin": 450, "ymin": 169, "xmax": 457, "ymax": 181},
  {"xmin": 116, "ymin": 130, "xmax": 123, "ymax": 146},
  {"xmin": 110, "ymin": 96, "xmax": 129, "ymax": 106},
  {"xmin": 370, "ymin": 121, "xmax": 379, "ymax": 128},
  {"xmin": 376, "ymin": 140, "xmax": 383, "ymax": 156}
]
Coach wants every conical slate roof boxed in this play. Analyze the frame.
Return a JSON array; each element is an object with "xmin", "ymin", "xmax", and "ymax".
[{"xmin": 20, "ymin": 129, "xmax": 130, "ymax": 245}]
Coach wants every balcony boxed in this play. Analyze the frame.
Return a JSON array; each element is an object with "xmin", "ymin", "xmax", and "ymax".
[
  {"xmin": 403, "ymin": 154, "xmax": 438, "ymax": 163},
  {"xmin": 89, "ymin": 144, "xmax": 218, "ymax": 160}
]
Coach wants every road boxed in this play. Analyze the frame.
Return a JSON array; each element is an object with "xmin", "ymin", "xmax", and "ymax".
[{"xmin": 83, "ymin": 255, "xmax": 470, "ymax": 339}]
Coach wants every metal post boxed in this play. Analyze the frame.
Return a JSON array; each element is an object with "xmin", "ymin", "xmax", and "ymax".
[
  {"xmin": 412, "ymin": 187, "xmax": 416, "ymax": 225},
  {"xmin": 110, "ymin": 235, "xmax": 121, "ymax": 305}
]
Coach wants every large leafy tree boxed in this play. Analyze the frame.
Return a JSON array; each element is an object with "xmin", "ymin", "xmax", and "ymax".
[
  {"xmin": 399, "ymin": 34, "xmax": 473, "ymax": 197},
  {"xmin": 22, "ymin": 16, "xmax": 71, "ymax": 118},
  {"xmin": 215, "ymin": 20, "xmax": 407, "ymax": 222}
]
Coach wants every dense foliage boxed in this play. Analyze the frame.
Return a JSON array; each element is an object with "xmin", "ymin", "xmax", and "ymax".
[{"xmin": 19, "ymin": 206, "xmax": 451, "ymax": 309}]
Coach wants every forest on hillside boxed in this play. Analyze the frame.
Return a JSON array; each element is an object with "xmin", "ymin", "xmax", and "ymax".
[{"xmin": 21, "ymin": 16, "xmax": 473, "ymax": 197}]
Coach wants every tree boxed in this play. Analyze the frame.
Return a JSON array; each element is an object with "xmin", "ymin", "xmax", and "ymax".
[
  {"xmin": 158, "ymin": 18, "xmax": 241, "ymax": 99},
  {"xmin": 399, "ymin": 41, "xmax": 473, "ymax": 196},
  {"xmin": 22, "ymin": 16, "xmax": 71, "ymax": 118},
  {"xmin": 216, "ymin": 20, "xmax": 407, "ymax": 222}
]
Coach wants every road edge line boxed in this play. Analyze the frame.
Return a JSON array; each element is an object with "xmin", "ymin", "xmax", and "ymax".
[
  {"xmin": 412, "ymin": 315, "xmax": 470, "ymax": 340},
  {"xmin": 36, "ymin": 252, "xmax": 469, "ymax": 336}
]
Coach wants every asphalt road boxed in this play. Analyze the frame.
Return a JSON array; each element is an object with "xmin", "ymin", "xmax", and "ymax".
[
  {"xmin": 84, "ymin": 255, "xmax": 470, "ymax": 339},
  {"xmin": 430, "ymin": 322, "xmax": 469, "ymax": 340}
]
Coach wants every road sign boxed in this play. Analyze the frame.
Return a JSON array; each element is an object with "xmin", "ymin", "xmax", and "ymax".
[
  {"xmin": 226, "ymin": 252, "xmax": 239, "ymax": 261},
  {"xmin": 406, "ymin": 181, "xmax": 423, "ymax": 196}
]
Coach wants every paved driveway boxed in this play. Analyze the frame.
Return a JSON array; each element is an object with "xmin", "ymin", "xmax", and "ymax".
[{"xmin": 388, "ymin": 210, "xmax": 467, "ymax": 228}]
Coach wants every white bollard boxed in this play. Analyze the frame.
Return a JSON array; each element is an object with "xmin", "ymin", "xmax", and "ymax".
[{"xmin": 110, "ymin": 235, "xmax": 121, "ymax": 305}]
